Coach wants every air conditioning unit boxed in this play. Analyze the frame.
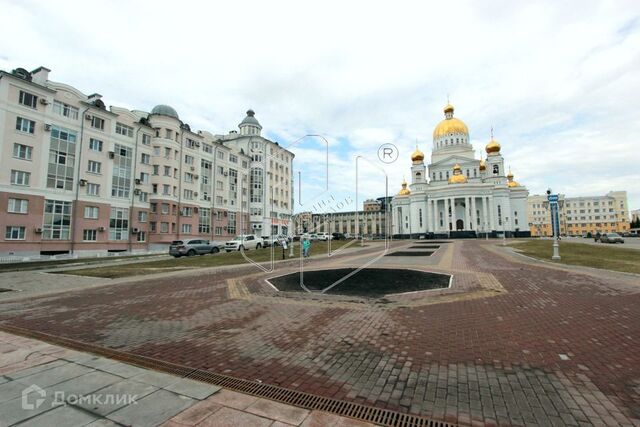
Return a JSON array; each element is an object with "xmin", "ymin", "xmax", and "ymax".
[
  {"xmin": 34, "ymin": 227, "xmax": 43, "ymax": 233},
  {"xmin": 44, "ymin": 124, "xmax": 52, "ymax": 131},
  {"xmin": 85, "ymin": 114, "xmax": 92, "ymax": 120},
  {"xmin": 98, "ymin": 226, "xmax": 106, "ymax": 232},
  {"xmin": 108, "ymin": 151, "xmax": 115, "ymax": 159},
  {"xmin": 195, "ymin": 142, "xmax": 200, "ymax": 147},
  {"xmin": 135, "ymin": 178, "xmax": 141, "ymax": 185},
  {"xmin": 194, "ymin": 192, "xmax": 199, "ymax": 196},
  {"xmin": 79, "ymin": 179, "xmax": 87, "ymax": 186},
  {"xmin": 39, "ymin": 98, "xmax": 49, "ymax": 105},
  {"xmin": 194, "ymin": 175, "xmax": 199, "ymax": 179},
  {"xmin": 133, "ymin": 189, "xmax": 141, "ymax": 195},
  {"xmin": 131, "ymin": 227, "xmax": 140, "ymax": 234},
  {"xmin": 190, "ymin": 166, "xmax": 195, "ymax": 171},
  {"xmin": 223, "ymin": 199, "xmax": 228, "ymax": 204}
]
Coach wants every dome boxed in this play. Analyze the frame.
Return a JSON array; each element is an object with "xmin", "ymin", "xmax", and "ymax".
[
  {"xmin": 239, "ymin": 109, "xmax": 262, "ymax": 127},
  {"xmin": 448, "ymin": 163, "xmax": 468, "ymax": 184},
  {"xmin": 397, "ymin": 179, "xmax": 411, "ymax": 196},
  {"xmin": 411, "ymin": 146, "xmax": 424, "ymax": 162},
  {"xmin": 150, "ymin": 104, "xmax": 179, "ymax": 120},
  {"xmin": 485, "ymin": 138, "xmax": 501, "ymax": 154},
  {"xmin": 507, "ymin": 171, "xmax": 520, "ymax": 188},
  {"xmin": 479, "ymin": 159, "xmax": 486, "ymax": 171},
  {"xmin": 433, "ymin": 104, "xmax": 469, "ymax": 139}
]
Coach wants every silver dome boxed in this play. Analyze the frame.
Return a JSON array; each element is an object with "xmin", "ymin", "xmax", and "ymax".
[{"xmin": 150, "ymin": 104, "xmax": 179, "ymax": 120}]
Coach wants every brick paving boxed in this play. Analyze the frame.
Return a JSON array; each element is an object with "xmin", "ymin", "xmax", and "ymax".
[{"xmin": 0, "ymin": 240, "xmax": 639, "ymax": 426}]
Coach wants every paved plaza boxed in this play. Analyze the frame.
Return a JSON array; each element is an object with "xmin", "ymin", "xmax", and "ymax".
[{"xmin": 0, "ymin": 240, "xmax": 639, "ymax": 426}]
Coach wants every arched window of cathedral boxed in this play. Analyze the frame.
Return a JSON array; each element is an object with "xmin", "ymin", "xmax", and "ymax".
[
  {"xmin": 446, "ymin": 171, "xmax": 450, "ymax": 179},
  {"xmin": 466, "ymin": 169, "xmax": 470, "ymax": 177},
  {"xmin": 439, "ymin": 172, "xmax": 442, "ymax": 180},
  {"xmin": 433, "ymin": 172, "xmax": 436, "ymax": 180},
  {"xmin": 493, "ymin": 165, "xmax": 499, "ymax": 174},
  {"xmin": 416, "ymin": 172, "xmax": 421, "ymax": 180},
  {"xmin": 474, "ymin": 169, "xmax": 477, "ymax": 177},
  {"xmin": 456, "ymin": 138, "xmax": 459, "ymax": 144}
]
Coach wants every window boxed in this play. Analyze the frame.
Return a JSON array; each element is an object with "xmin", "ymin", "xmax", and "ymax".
[
  {"xmin": 89, "ymin": 138, "xmax": 103, "ymax": 152},
  {"xmin": 164, "ymin": 166, "xmax": 171, "ymax": 176},
  {"xmin": 53, "ymin": 100, "xmax": 79, "ymax": 120},
  {"xmin": 13, "ymin": 143, "xmax": 32, "ymax": 160},
  {"xmin": 11, "ymin": 170, "xmax": 30, "ymax": 186},
  {"xmin": 90, "ymin": 116, "xmax": 105, "ymax": 130},
  {"xmin": 5, "ymin": 226, "xmax": 26, "ymax": 240},
  {"xmin": 160, "ymin": 222, "xmax": 169, "ymax": 233},
  {"xmin": 228, "ymin": 212, "xmax": 236, "ymax": 235},
  {"xmin": 47, "ymin": 125, "xmax": 77, "ymax": 190},
  {"xmin": 493, "ymin": 164, "xmax": 499, "ymax": 174},
  {"xmin": 152, "ymin": 165, "xmax": 159, "ymax": 175},
  {"xmin": 141, "ymin": 153, "xmax": 151, "ymax": 164},
  {"xmin": 250, "ymin": 168, "xmax": 263, "ymax": 202},
  {"xmin": 199, "ymin": 208, "xmax": 211, "ymax": 233},
  {"xmin": 19, "ymin": 90, "xmax": 38, "ymax": 108},
  {"xmin": 87, "ymin": 160, "xmax": 101, "ymax": 174},
  {"xmin": 111, "ymin": 144, "xmax": 132, "ymax": 198},
  {"xmin": 138, "ymin": 211, "xmax": 148, "ymax": 222},
  {"xmin": 43, "ymin": 200, "xmax": 72, "ymax": 240},
  {"xmin": 163, "ymin": 184, "xmax": 170, "ymax": 195},
  {"xmin": 184, "ymin": 189, "xmax": 194, "ymax": 200},
  {"xmin": 84, "ymin": 206, "xmax": 99, "ymax": 219},
  {"xmin": 87, "ymin": 183, "xmax": 100, "ymax": 196},
  {"xmin": 109, "ymin": 207, "xmax": 129, "ymax": 240},
  {"xmin": 83, "ymin": 229, "xmax": 97, "ymax": 241},
  {"xmin": 185, "ymin": 172, "xmax": 194, "ymax": 183},
  {"xmin": 215, "ymin": 226, "xmax": 222, "ymax": 236},
  {"xmin": 138, "ymin": 191, "xmax": 148, "ymax": 202},
  {"xmin": 137, "ymin": 231, "xmax": 146, "ymax": 242},
  {"xmin": 142, "ymin": 134, "xmax": 151, "ymax": 145},
  {"xmin": 139, "ymin": 172, "xmax": 149, "ymax": 184},
  {"xmin": 16, "ymin": 117, "xmax": 35, "ymax": 134},
  {"xmin": 185, "ymin": 155, "xmax": 195, "ymax": 165},
  {"xmin": 217, "ymin": 151, "xmax": 225, "ymax": 160},
  {"xmin": 8, "ymin": 198, "xmax": 28, "ymax": 214},
  {"xmin": 203, "ymin": 143, "xmax": 213, "ymax": 153},
  {"xmin": 115, "ymin": 122, "xmax": 134, "ymax": 137},
  {"xmin": 161, "ymin": 203, "xmax": 170, "ymax": 214},
  {"xmin": 182, "ymin": 224, "xmax": 192, "ymax": 233},
  {"xmin": 229, "ymin": 154, "xmax": 238, "ymax": 163},
  {"xmin": 186, "ymin": 138, "xmax": 198, "ymax": 149}
]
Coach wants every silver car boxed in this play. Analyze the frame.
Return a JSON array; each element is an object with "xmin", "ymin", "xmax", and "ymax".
[
  {"xmin": 169, "ymin": 239, "xmax": 224, "ymax": 257},
  {"xmin": 599, "ymin": 233, "xmax": 624, "ymax": 244}
]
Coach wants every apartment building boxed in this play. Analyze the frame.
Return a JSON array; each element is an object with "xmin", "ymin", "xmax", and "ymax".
[
  {"xmin": 527, "ymin": 191, "xmax": 630, "ymax": 237},
  {"xmin": 0, "ymin": 66, "xmax": 293, "ymax": 256}
]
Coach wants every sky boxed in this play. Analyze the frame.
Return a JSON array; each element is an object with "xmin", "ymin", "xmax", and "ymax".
[{"xmin": 1, "ymin": 0, "xmax": 639, "ymax": 214}]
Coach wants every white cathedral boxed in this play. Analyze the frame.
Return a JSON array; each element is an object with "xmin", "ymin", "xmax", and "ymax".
[{"xmin": 391, "ymin": 103, "xmax": 529, "ymax": 237}]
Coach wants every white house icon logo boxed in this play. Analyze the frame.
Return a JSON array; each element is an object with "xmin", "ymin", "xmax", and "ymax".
[{"xmin": 22, "ymin": 384, "xmax": 46, "ymax": 410}]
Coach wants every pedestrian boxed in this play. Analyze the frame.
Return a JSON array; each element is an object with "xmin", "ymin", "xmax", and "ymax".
[{"xmin": 302, "ymin": 236, "xmax": 311, "ymax": 258}]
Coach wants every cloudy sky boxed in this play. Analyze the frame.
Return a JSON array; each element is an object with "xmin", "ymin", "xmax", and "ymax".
[{"xmin": 2, "ymin": 0, "xmax": 639, "ymax": 214}]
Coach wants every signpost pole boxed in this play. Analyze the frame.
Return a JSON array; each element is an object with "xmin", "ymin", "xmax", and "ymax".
[{"xmin": 547, "ymin": 190, "xmax": 561, "ymax": 260}]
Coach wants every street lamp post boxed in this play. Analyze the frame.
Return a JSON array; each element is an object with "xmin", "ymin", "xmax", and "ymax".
[
  {"xmin": 502, "ymin": 217, "xmax": 507, "ymax": 246},
  {"xmin": 547, "ymin": 188, "xmax": 561, "ymax": 260}
]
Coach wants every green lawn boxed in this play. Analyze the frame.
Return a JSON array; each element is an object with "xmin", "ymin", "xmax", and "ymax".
[
  {"xmin": 57, "ymin": 239, "xmax": 364, "ymax": 279},
  {"xmin": 510, "ymin": 240, "xmax": 640, "ymax": 275}
]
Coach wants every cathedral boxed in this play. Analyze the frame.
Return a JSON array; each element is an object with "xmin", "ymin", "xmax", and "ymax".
[{"xmin": 391, "ymin": 103, "xmax": 529, "ymax": 238}]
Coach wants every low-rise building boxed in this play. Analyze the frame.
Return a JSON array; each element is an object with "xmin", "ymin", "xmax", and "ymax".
[{"xmin": 527, "ymin": 191, "xmax": 629, "ymax": 237}]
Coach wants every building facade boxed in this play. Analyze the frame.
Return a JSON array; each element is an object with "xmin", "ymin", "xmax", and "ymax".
[
  {"xmin": 528, "ymin": 191, "xmax": 630, "ymax": 237},
  {"xmin": 0, "ymin": 66, "xmax": 293, "ymax": 256},
  {"xmin": 294, "ymin": 202, "xmax": 388, "ymax": 237},
  {"xmin": 392, "ymin": 103, "xmax": 529, "ymax": 237}
]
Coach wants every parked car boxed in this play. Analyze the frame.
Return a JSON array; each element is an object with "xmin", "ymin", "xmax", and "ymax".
[
  {"xmin": 599, "ymin": 232, "xmax": 625, "ymax": 244},
  {"xmin": 332, "ymin": 232, "xmax": 346, "ymax": 240},
  {"xmin": 261, "ymin": 236, "xmax": 289, "ymax": 247},
  {"xmin": 277, "ymin": 234, "xmax": 292, "ymax": 243},
  {"xmin": 225, "ymin": 234, "xmax": 262, "ymax": 252},
  {"xmin": 170, "ymin": 239, "xmax": 223, "ymax": 257},
  {"xmin": 317, "ymin": 232, "xmax": 332, "ymax": 241},
  {"xmin": 308, "ymin": 233, "xmax": 319, "ymax": 240}
]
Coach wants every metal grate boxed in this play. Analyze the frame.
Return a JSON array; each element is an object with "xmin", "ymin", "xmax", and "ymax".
[{"xmin": 0, "ymin": 324, "xmax": 455, "ymax": 427}]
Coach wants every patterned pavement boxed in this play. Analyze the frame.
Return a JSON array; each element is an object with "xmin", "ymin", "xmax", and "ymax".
[{"xmin": 0, "ymin": 240, "xmax": 639, "ymax": 426}]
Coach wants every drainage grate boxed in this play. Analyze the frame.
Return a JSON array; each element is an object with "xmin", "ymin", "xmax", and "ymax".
[
  {"xmin": 408, "ymin": 246, "xmax": 439, "ymax": 249},
  {"xmin": 0, "ymin": 324, "xmax": 455, "ymax": 427},
  {"xmin": 385, "ymin": 251, "xmax": 434, "ymax": 257}
]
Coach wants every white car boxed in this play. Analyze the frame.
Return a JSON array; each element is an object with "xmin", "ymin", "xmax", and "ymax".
[
  {"xmin": 308, "ymin": 233, "xmax": 319, "ymax": 240},
  {"xmin": 225, "ymin": 235, "xmax": 262, "ymax": 252},
  {"xmin": 317, "ymin": 232, "xmax": 332, "ymax": 241}
]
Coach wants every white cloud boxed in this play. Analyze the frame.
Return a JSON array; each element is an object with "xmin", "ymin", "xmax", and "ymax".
[{"xmin": 2, "ymin": 0, "xmax": 639, "ymax": 210}]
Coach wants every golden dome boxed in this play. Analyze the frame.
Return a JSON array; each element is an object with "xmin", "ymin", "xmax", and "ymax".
[
  {"xmin": 411, "ymin": 146, "xmax": 424, "ymax": 162},
  {"xmin": 433, "ymin": 103, "xmax": 469, "ymax": 139},
  {"xmin": 486, "ymin": 138, "xmax": 501, "ymax": 154},
  {"xmin": 398, "ymin": 179, "xmax": 411, "ymax": 195},
  {"xmin": 479, "ymin": 159, "xmax": 486, "ymax": 171},
  {"xmin": 448, "ymin": 163, "xmax": 468, "ymax": 184},
  {"xmin": 507, "ymin": 171, "xmax": 519, "ymax": 187}
]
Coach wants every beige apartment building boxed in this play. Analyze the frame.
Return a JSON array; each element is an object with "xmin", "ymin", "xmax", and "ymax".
[
  {"xmin": 0, "ymin": 66, "xmax": 293, "ymax": 256},
  {"xmin": 527, "ymin": 191, "xmax": 630, "ymax": 237}
]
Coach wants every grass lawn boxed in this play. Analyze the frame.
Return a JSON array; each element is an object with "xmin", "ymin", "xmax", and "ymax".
[
  {"xmin": 57, "ymin": 239, "xmax": 365, "ymax": 279},
  {"xmin": 510, "ymin": 239, "xmax": 640, "ymax": 275}
]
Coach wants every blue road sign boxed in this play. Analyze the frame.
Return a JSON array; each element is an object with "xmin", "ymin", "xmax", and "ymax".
[{"xmin": 547, "ymin": 193, "xmax": 560, "ymax": 237}]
